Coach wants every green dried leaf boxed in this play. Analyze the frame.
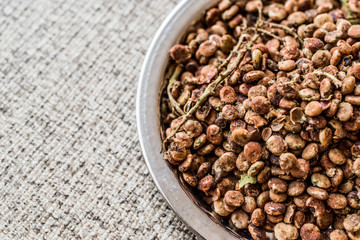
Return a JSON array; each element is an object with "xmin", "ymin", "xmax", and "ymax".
[{"xmin": 238, "ymin": 174, "xmax": 257, "ymax": 189}]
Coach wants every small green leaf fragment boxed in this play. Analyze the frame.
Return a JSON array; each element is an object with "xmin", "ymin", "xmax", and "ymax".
[{"xmin": 238, "ymin": 174, "xmax": 257, "ymax": 189}]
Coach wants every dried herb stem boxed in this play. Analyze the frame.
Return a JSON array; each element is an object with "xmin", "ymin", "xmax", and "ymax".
[
  {"xmin": 313, "ymin": 70, "xmax": 342, "ymax": 88},
  {"xmin": 163, "ymin": 33, "xmax": 260, "ymax": 147},
  {"xmin": 267, "ymin": 22, "xmax": 304, "ymax": 46},
  {"xmin": 251, "ymin": 27, "xmax": 283, "ymax": 41},
  {"xmin": 167, "ymin": 65, "xmax": 185, "ymax": 116},
  {"xmin": 219, "ymin": 34, "xmax": 246, "ymax": 70}
]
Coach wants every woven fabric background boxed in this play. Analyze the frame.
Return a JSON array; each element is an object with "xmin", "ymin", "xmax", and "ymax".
[{"xmin": 0, "ymin": 0, "xmax": 197, "ymax": 239}]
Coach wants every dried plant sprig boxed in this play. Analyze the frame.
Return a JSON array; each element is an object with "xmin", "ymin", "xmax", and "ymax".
[
  {"xmin": 167, "ymin": 65, "xmax": 185, "ymax": 116},
  {"xmin": 313, "ymin": 70, "xmax": 342, "ymax": 88},
  {"xmin": 219, "ymin": 34, "xmax": 246, "ymax": 70},
  {"xmin": 250, "ymin": 27, "xmax": 283, "ymax": 41},
  {"xmin": 267, "ymin": 22, "xmax": 304, "ymax": 47},
  {"xmin": 163, "ymin": 33, "xmax": 260, "ymax": 148}
]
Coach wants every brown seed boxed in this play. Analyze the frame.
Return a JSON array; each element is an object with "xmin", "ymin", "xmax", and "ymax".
[
  {"xmin": 337, "ymin": 40, "xmax": 352, "ymax": 55},
  {"xmin": 287, "ymin": 11, "xmax": 306, "ymax": 26},
  {"xmin": 266, "ymin": 135, "xmax": 288, "ymax": 156},
  {"xmin": 344, "ymin": 214, "xmax": 360, "ymax": 232},
  {"xmin": 244, "ymin": 142, "xmax": 262, "ymax": 163},
  {"xmin": 302, "ymin": 143, "xmax": 319, "ymax": 160},
  {"xmin": 304, "ymin": 101, "xmax": 322, "ymax": 117},
  {"xmin": 312, "ymin": 50, "xmax": 331, "ymax": 68},
  {"xmin": 251, "ymin": 208, "xmax": 266, "ymax": 227},
  {"xmin": 248, "ymin": 85, "xmax": 267, "ymax": 100},
  {"xmin": 268, "ymin": 3, "xmax": 288, "ymax": 21},
  {"xmin": 304, "ymin": 38, "xmax": 324, "ymax": 53},
  {"xmin": 243, "ymin": 70, "xmax": 265, "ymax": 83},
  {"xmin": 345, "ymin": 95, "xmax": 360, "ymax": 105},
  {"xmin": 342, "ymin": 76, "xmax": 356, "ymax": 95},
  {"xmin": 268, "ymin": 178, "xmax": 288, "ymax": 193},
  {"xmin": 224, "ymin": 190, "xmax": 244, "ymax": 207},
  {"xmin": 278, "ymin": 60, "xmax": 296, "ymax": 71},
  {"xmin": 274, "ymin": 222, "xmax": 299, "ymax": 240},
  {"xmin": 330, "ymin": 48, "xmax": 342, "ymax": 66},
  {"xmin": 248, "ymin": 223, "xmax": 266, "ymax": 240},
  {"xmin": 222, "ymin": 105, "xmax": 239, "ymax": 120},
  {"xmin": 218, "ymin": 152, "xmax": 237, "ymax": 172},
  {"xmin": 251, "ymin": 96, "xmax": 271, "ymax": 115},
  {"xmin": 198, "ymin": 175, "xmax": 214, "ymax": 192},
  {"xmin": 232, "ymin": 128, "xmax": 250, "ymax": 146},
  {"xmin": 329, "ymin": 230, "xmax": 348, "ymax": 240},
  {"xmin": 206, "ymin": 124, "xmax": 223, "ymax": 145},
  {"xmin": 294, "ymin": 211, "xmax": 306, "ymax": 229},
  {"xmin": 288, "ymin": 181, "xmax": 306, "ymax": 197},
  {"xmin": 213, "ymin": 198, "xmax": 231, "ymax": 217},
  {"xmin": 328, "ymin": 148, "xmax": 347, "ymax": 165},
  {"xmin": 348, "ymin": 25, "xmax": 360, "ymax": 38},
  {"xmin": 169, "ymin": 45, "xmax": 192, "ymax": 63},
  {"xmin": 197, "ymin": 40, "xmax": 217, "ymax": 57},
  {"xmin": 300, "ymin": 223, "xmax": 321, "ymax": 240},
  {"xmin": 264, "ymin": 202, "xmax": 286, "ymax": 215},
  {"xmin": 220, "ymin": 86, "xmax": 237, "ymax": 104},
  {"xmin": 182, "ymin": 172, "xmax": 198, "ymax": 187},
  {"xmin": 306, "ymin": 186, "xmax": 329, "ymax": 200},
  {"xmin": 281, "ymin": 45, "xmax": 300, "ymax": 60},
  {"xmin": 353, "ymin": 64, "xmax": 360, "ymax": 79},
  {"xmin": 311, "ymin": 173, "xmax": 331, "ymax": 189},
  {"xmin": 231, "ymin": 210, "xmax": 249, "ymax": 229},
  {"xmin": 314, "ymin": 13, "xmax": 333, "ymax": 28},
  {"xmin": 327, "ymin": 193, "xmax": 347, "ymax": 209}
]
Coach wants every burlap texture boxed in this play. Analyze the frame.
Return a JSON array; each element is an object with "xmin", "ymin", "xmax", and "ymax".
[{"xmin": 0, "ymin": 0, "xmax": 196, "ymax": 239}]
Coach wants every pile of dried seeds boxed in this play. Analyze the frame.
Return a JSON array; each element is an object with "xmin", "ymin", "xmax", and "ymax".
[{"xmin": 161, "ymin": 0, "xmax": 360, "ymax": 239}]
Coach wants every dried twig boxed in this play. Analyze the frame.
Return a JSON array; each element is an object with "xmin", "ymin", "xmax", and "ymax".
[
  {"xmin": 163, "ymin": 33, "xmax": 260, "ymax": 148},
  {"xmin": 167, "ymin": 65, "xmax": 185, "ymax": 116},
  {"xmin": 219, "ymin": 34, "xmax": 246, "ymax": 70},
  {"xmin": 267, "ymin": 22, "xmax": 304, "ymax": 46},
  {"xmin": 313, "ymin": 70, "xmax": 342, "ymax": 88},
  {"xmin": 250, "ymin": 27, "xmax": 283, "ymax": 41}
]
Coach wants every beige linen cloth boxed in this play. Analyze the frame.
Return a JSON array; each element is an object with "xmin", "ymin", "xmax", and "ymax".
[{"xmin": 0, "ymin": 0, "xmax": 196, "ymax": 239}]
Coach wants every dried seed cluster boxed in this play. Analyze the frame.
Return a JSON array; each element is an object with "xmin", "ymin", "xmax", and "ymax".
[{"xmin": 161, "ymin": 0, "xmax": 360, "ymax": 239}]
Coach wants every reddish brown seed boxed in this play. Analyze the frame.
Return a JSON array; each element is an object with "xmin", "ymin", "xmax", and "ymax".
[
  {"xmin": 198, "ymin": 175, "xmax": 214, "ymax": 192},
  {"xmin": 327, "ymin": 193, "xmax": 347, "ymax": 209},
  {"xmin": 169, "ymin": 45, "xmax": 192, "ymax": 63},
  {"xmin": 312, "ymin": 50, "xmax": 331, "ymax": 68},
  {"xmin": 220, "ymin": 86, "xmax": 237, "ymax": 104},
  {"xmin": 222, "ymin": 105, "xmax": 239, "ymax": 120},
  {"xmin": 278, "ymin": 60, "xmax": 296, "ymax": 71},
  {"xmin": 304, "ymin": 38, "xmax": 324, "ymax": 53},
  {"xmin": 345, "ymin": 95, "xmax": 360, "ymax": 105},
  {"xmin": 300, "ymin": 223, "xmax": 321, "ymax": 240},
  {"xmin": 266, "ymin": 135, "xmax": 288, "ymax": 156},
  {"xmin": 251, "ymin": 96, "xmax": 271, "ymax": 115},
  {"xmin": 304, "ymin": 101, "xmax": 323, "ymax": 117},
  {"xmin": 280, "ymin": 45, "xmax": 300, "ymax": 60},
  {"xmin": 243, "ymin": 70, "xmax": 265, "ymax": 83},
  {"xmin": 197, "ymin": 40, "xmax": 217, "ymax": 57},
  {"xmin": 224, "ymin": 190, "xmax": 244, "ymax": 207},
  {"xmin": 244, "ymin": 142, "xmax": 262, "ymax": 163},
  {"xmin": 348, "ymin": 25, "xmax": 360, "ymax": 38},
  {"xmin": 353, "ymin": 64, "xmax": 360, "ymax": 79},
  {"xmin": 264, "ymin": 202, "xmax": 286, "ymax": 215},
  {"xmin": 336, "ymin": 102, "xmax": 353, "ymax": 122},
  {"xmin": 206, "ymin": 124, "xmax": 223, "ymax": 145},
  {"xmin": 337, "ymin": 40, "xmax": 352, "ymax": 55}
]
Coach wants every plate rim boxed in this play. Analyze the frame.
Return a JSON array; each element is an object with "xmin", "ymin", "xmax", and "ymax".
[{"xmin": 136, "ymin": 1, "xmax": 247, "ymax": 239}]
